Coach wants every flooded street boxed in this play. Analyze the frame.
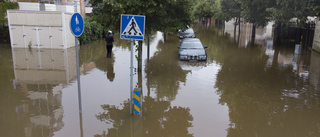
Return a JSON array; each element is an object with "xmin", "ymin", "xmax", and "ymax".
[{"xmin": 1, "ymin": 23, "xmax": 320, "ymax": 137}]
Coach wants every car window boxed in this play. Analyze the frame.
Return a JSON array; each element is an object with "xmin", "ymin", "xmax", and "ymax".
[{"xmin": 180, "ymin": 41, "xmax": 202, "ymax": 49}]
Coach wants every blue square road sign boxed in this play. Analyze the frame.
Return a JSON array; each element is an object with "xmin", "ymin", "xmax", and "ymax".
[{"xmin": 120, "ymin": 15, "xmax": 145, "ymax": 40}]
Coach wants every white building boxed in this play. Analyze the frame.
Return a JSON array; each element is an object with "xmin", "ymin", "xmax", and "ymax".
[
  {"xmin": 7, "ymin": 0, "xmax": 92, "ymax": 49},
  {"xmin": 7, "ymin": 10, "xmax": 75, "ymax": 49}
]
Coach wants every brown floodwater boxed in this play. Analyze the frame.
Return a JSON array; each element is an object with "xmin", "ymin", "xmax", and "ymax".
[{"xmin": 1, "ymin": 23, "xmax": 320, "ymax": 137}]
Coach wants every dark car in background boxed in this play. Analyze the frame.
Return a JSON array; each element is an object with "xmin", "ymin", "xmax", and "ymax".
[
  {"xmin": 178, "ymin": 27, "xmax": 196, "ymax": 39},
  {"xmin": 178, "ymin": 38, "xmax": 207, "ymax": 61}
]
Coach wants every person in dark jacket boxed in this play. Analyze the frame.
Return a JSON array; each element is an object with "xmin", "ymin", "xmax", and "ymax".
[{"xmin": 105, "ymin": 30, "xmax": 114, "ymax": 58}]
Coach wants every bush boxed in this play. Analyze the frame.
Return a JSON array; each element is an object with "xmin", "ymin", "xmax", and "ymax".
[
  {"xmin": 0, "ymin": 1, "xmax": 19, "ymax": 45},
  {"xmin": 0, "ymin": 25, "xmax": 9, "ymax": 44},
  {"xmin": 78, "ymin": 17, "xmax": 103, "ymax": 45}
]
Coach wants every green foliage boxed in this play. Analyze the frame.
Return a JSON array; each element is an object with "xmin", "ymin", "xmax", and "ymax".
[
  {"xmin": 78, "ymin": 17, "xmax": 103, "ymax": 45},
  {"xmin": 88, "ymin": 0, "xmax": 318, "ymax": 41},
  {"xmin": 28, "ymin": 41, "xmax": 33, "ymax": 54},
  {"xmin": 212, "ymin": 0, "xmax": 224, "ymax": 20},
  {"xmin": 221, "ymin": 0, "xmax": 241, "ymax": 21},
  {"xmin": 193, "ymin": 0, "xmax": 215, "ymax": 18},
  {"xmin": 0, "ymin": 1, "xmax": 18, "ymax": 24},
  {"xmin": 0, "ymin": 1, "xmax": 18, "ymax": 44},
  {"xmin": 158, "ymin": 0, "xmax": 194, "ymax": 33},
  {"xmin": 238, "ymin": 0, "xmax": 272, "ymax": 27},
  {"xmin": 90, "ymin": 0, "xmax": 194, "ymax": 35},
  {"xmin": 90, "ymin": 0, "xmax": 123, "ymax": 34},
  {"xmin": 270, "ymin": 0, "xmax": 320, "ymax": 29}
]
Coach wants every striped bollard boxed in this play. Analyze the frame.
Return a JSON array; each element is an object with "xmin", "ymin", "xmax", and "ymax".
[{"xmin": 133, "ymin": 88, "xmax": 142, "ymax": 115}]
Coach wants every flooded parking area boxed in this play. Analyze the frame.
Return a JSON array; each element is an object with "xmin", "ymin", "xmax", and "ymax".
[{"xmin": 1, "ymin": 23, "xmax": 320, "ymax": 137}]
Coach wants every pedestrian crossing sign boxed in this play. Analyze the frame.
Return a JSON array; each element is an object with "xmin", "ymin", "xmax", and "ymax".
[{"xmin": 120, "ymin": 14, "xmax": 145, "ymax": 40}]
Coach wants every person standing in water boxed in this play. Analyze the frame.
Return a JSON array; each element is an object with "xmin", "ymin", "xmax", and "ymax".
[{"xmin": 105, "ymin": 30, "xmax": 114, "ymax": 58}]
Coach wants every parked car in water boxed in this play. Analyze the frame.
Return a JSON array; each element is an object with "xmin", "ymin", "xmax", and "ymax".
[
  {"xmin": 178, "ymin": 27, "xmax": 196, "ymax": 39},
  {"xmin": 177, "ymin": 38, "xmax": 207, "ymax": 61}
]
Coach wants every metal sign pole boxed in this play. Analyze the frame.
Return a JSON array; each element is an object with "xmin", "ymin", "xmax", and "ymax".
[
  {"xmin": 120, "ymin": 15, "xmax": 145, "ymax": 115},
  {"xmin": 73, "ymin": 0, "xmax": 82, "ymax": 115},
  {"xmin": 75, "ymin": 37, "xmax": 82, "ymax": 114},
  {"xmin": 130, "ymin": 38, "xmax": 134, "ymax": 115},
  {"xmin": 71, "ymin": 6, "xmax": 84, "ymax": 136}
]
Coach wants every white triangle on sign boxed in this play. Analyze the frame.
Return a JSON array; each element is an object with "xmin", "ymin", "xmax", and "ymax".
[{"xmin": 122, "ymin": 17, "xmax": 143, "ymax": 36}]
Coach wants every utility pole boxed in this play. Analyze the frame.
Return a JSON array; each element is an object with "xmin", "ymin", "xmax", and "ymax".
[
  {"xmin": 73, "ymin": 0, "xmax": 85, "ymax": 17},
  {"xmin": 80, "ymin": 0, "xmax": 85, "ymax": 17}
]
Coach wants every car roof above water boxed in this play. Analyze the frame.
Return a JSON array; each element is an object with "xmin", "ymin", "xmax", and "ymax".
[
  {"xmin": 181, "ymin": 38, "xmax": 201, "ymax": 43},
  {"xmin": 183, "ymin": 28, "xmax": 194, "ymax": 33},
  {"xmin": 180, "ymin": 38, "xmax": 203, "ymax": 48}
]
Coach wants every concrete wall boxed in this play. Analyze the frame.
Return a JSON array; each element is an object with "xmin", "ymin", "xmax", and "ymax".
[
  {"xmin": 313, "ymin": 19, "xmax": 320, "ymax": 52},
  {"xmin": 309, "ymin": 51, "xmax": 320, "ymax": 90},
  {"xmin": 7, "ymin": 10, "xmax": 74, "ymax": 49},
  {"xmin": 56, "ymin": 4, "xmax": 75, "ymax": 13}
]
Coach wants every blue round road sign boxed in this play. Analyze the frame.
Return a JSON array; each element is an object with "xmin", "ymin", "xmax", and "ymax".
[{"xmin": 70, "ymin": 13, "xmax": 84, "ymax": 37}]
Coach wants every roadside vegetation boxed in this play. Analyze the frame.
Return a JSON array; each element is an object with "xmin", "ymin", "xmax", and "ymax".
[
  {"xmin": 81, "ymin": 0, "xmax": 320, "ymax": 45},
  {"xmin": 0, "ymin": 1, "xmax": 18, "ymax": 45},
  {"xmin": 78, "ymin": 17, "xmax": 103, "ymax": 45},
  {"xmin": 1, "ymin": 0, "xmax": 320, "ymax": 46}
]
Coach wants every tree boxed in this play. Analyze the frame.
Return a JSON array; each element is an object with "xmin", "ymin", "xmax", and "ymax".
[
  {"xmin": 193, "ymin": 0, "xmax": 215, "ymax": 23},
  {"xmin": 90, "ymin": 0, "xmax": 123, "ymax": 34},
  {"xmin": 78, "ymin": 17, "xmax": 104, "ymax": 45},
  {"xmin": 238, "ymin": 0, "xmax": 273, "ymax": 43},
  {"xmin": 90, "ymin": 0, "xmax": 193, "ymax": 35},
  {"xmin": 0, "ymin": 1, "xmax": 18, "ymax": 24},
  {"xmin": 212, "ymin": 0, "xmax": 224, "ymax": 20},
  {"xmin": 268, "ymin": 0, "xmax": 320, "ymax": 45},
  {"xmin": 221, "ymin": 0, "xmax": 242, "ymax": 41},
  {"xmin": 221, "ymin": 0, "xmax": 241, "ymax": 21},
  {"xmin": 0, "ymin": 1, "xmax": 18, "ymax": 44},
  {"xmin": 310, "ymin": 0, "xmax": 320, "ymax": 17}
]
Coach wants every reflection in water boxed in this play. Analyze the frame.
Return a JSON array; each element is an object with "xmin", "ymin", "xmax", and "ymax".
[
  {"xmin": 145, "ymin": 35, "xmax": 189, "ymax": 101},
  {"xmin": 10, "ymin": 47, "xmax": 76, "ymax": 137},
  {"xmin": 12, "ymin": 48, "xmax": 77, "ymax": 85},
  {"xmin": 212, "ymin": 27, "xmax": 320, "ymax": 136},
  {"xmin": 2, "ymin": 22, "xmax": 320, "ymax": 137},
  {"xmin": 95, "ymin": 97, "xmax": 193, "ymax": 137},
  {"xmin": 78, "ymin": 39, "xmax": 117, "ymax": 82},
  {"xmin": 95, "ymin": 55, "xmax": 115, "ymax": 82},
  {"xmin": 225, "ymin": 19, "xmax": 274, "ymax": 47},
  {"xmin": 178, "ymin": 61, "xmax": 207, "ymax": 71}
]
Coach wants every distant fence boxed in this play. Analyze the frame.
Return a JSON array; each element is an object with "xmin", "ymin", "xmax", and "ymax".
[{"xmin": 287, "ymin": 22, "xmax": 315, "ymax": 48}]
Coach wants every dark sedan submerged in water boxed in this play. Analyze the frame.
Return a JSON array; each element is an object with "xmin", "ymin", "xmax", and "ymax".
[{"xmin": 178, "ymin": 38, "xmax": 207, "ymax": 61}]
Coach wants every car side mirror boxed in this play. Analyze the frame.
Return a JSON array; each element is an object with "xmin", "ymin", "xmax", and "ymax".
[
  {"xmin": 177, "ymin": 46, "xmax": 180, "ymax": 49},
  {"xmin": 204, "ymin": 46, "xmax": 208, "ymax": 49}
]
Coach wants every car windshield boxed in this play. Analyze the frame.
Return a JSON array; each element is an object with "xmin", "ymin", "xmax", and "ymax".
[{"xmin": 180, "ymin": 41, "xmax": 202, "ymax": 49}]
